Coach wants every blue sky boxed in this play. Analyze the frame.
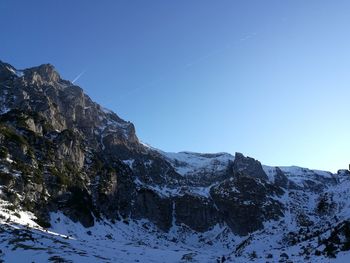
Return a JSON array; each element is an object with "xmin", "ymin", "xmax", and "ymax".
[{"xmin": 1, "ymin": 0, "xmax": 349, "ymax": 172}]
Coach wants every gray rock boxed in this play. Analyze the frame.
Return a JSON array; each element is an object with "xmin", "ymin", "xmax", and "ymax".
[{"xmin": 232, "ymin": 152, "xmax": 268, "ymax": 181}]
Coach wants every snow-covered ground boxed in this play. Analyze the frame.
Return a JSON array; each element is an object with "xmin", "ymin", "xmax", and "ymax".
[
  {"xmin": 159, "ymin": 151, "xmax": 233, "ymax": 177},
  {"xmin": 0, "ymin": 199, "xmax": 238, "ymax": 263},
  {"xmin": 2, "ymin": 176, "xmax": 350, "ymax": 263},
  {"xmin": 262, "ymin": 164, "xmax": 337, "ymax": 187}
]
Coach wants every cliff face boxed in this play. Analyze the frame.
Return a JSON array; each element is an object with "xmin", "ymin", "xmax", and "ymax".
[{"xmin": 0, "ymin": 61, "xmax": 344, "ymax": 238}]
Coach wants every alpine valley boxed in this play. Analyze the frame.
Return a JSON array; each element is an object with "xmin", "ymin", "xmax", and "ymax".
[{"xmin": 0, "ymin": 61, "xmax": 350, "ymax": 263}]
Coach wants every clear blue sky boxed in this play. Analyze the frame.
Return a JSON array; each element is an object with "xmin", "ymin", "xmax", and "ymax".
[{"xmin": 1, "ymin": 0, "xmax": 349, "ymax": 172}]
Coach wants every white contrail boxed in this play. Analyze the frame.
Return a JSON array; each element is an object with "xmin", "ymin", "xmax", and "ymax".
[
  {"xmin": 117, "ymin": 32, "xmax": 258, "ymax": 102},
  {"xmin": 72, "ymin": 70, "xmax": 86, "ymax": 84},
  {"xmin": 184, "ymin": 32, "xmax": 257, "ymax": 69}
]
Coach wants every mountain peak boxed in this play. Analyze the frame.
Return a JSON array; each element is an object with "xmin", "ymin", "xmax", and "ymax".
[
  {"xmin": 0, "ymin": 61, "xmax": 60, "ymax": 85},
  {"xmin": 23, "ymin": 63, "xmax": 61, "ymax": 85},
  {"xmin": 0, "ymin": 60, "xmax": 19, "ymax": 81}
]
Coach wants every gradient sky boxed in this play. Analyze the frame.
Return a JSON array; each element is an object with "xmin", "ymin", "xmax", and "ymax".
[{"xmin": 1, "ymin": 0, "xmax": 349, "ymax": 172}]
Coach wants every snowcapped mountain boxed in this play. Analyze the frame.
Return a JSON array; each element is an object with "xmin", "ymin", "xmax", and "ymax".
[{"xmin": 0, "ymin": 60, "xmax": 350, "ymax": 262}]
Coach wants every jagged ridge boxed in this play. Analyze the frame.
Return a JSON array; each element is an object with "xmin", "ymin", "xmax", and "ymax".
[{"xmin": 1, "ymin": 60, "xmax": 350, "ymax": 262}]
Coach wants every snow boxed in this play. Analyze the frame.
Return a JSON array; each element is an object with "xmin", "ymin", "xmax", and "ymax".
[
  {"xmin": 134, "ymin": 178, "xmax": 217, "ymax": 198},
  {"xmin": 262, "ymin": 164, "xmax": 335, "ymax": 186},
  {"xmin": 2, "ymin": 173, "xmax": 350, "ymax": 262},
  {"xmin": 0, "ymin": 199, "xmax": 40, "ymax": 228},
  {"xmin": 0, "ymin": 88, "xmax": 10, "ymax": 114},
  {"xmin": 122, "ymin": 159, "xmax": 135, "ymax": 168},
  {"xmin": 140, "ymin": 140, "xmax": 156, "ymax": 150},
  {"xmin": 98, "ymin": 114, "xmax": 133, "ymax": 143},
  {"xmin": 2, "ymin": 206, "xmax": 350, "ymax": 263},
  {"xmin": 159, "ymin": 151, "xmax": 234, "ymax": 177},
  {"xmin": 186, "ymin": 186, "xmax": 212, "ymax": 197},
  {"xmin": 279, "ymin": 166, "xmax": 333, "ymax": 178},
  {"xmin": 5, "ymin": 66, "xmax": 16, "ymax": 75},
  {"xmin": 101, "ymin": 107, "xmax": 114, "ymax": 115},
  {"xmin": 4, "ymin": 66, "xmax": 23, "ymax": 77},
  {"xmin": 15, "ymin": 70, "xmax": 24, "ymax": 77},
  {"xmin": 5, "ymin": 156, "xmax": 14, "ymax": 164},
  {"xmin": 0, "ymin": 205, "xmax": 239, "ymax": 263},
  {"xmin": 262, "ymin": 165, "xmax": 277, "ymax": 183}
]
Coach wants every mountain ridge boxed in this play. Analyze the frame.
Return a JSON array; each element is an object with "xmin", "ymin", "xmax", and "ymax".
[{"xmin": 1, "ymin": 60, "xmax": 350, "ymax": 262}]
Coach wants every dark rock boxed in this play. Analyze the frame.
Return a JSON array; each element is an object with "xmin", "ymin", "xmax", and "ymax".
[
  {"xmin": 210, "ymin": 176, "xmax": 284, "ymax": 235},
  {"xmin": 133, "ymin": 189, "xmax": 172, "ymax": 231},
  {"xmin": 174, "ymin": 194, "xmax": 221, "ymax": 232},
  {"xmin": 274, "ymin": 167, "xmax": 289, "ymax": 188},
  {"xmin": 232, "ymin": 152, "xmax": 268, "ymax": 181}
]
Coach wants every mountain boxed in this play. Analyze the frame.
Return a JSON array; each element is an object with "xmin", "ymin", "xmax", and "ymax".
[{"xmin": 0, "ymin": 60, "xmax": 350, "ymax": 262}]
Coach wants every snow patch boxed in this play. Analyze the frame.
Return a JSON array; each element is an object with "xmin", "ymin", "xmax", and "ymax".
[{"xmin": 159, "ymin": 151, "xmax": 234, "ymax": 177}]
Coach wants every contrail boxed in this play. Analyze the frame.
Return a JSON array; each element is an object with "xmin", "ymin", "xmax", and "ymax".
[
  {"xmin": 184, "ymin": 32, "xmax": 257, "ymax": 69},
  {"xmin": 116, "ymin": 32, "xmax": 258, "ymax": 102},
  {"xmin": 72, "ymin": 70, "xmax": 86, "ymax": 84}
]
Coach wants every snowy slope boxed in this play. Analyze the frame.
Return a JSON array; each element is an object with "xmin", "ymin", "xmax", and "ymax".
[
  {"xmin": 0, "ymin": 201, "xmax": 238, "ymax": 263},
  {"xmin": 263, "ymin": 164, "xmax": 337, "ymax": 187},
  {"xmin": 2, "ymin": 177, "xmax": 350, "ymax": 263},
  {"xmin": 159, "ymin": 151, "xmax": 233, "ymax": 177}
]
